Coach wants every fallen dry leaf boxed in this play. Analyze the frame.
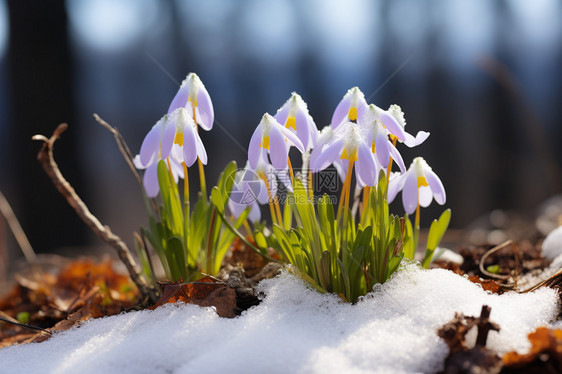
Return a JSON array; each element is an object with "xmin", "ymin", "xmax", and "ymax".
[
  {"xmin": 150, "ymin": 276, "xmax": 237, "ymax": 318},
  {"xmin": 502, "ymin": 327, "xmax": 562, "ymax": 373}
]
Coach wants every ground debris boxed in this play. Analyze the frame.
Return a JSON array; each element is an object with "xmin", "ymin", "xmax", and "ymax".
[
  {"xmin": 0, "ymin": 258, "xmax": 138, "ymax": 348},
  {"xmin": 438, "ymin": 305, "xmax": 502, "ymax": 374},
  {"xmin": 502, "ymin": 327, "xmax": 562, "ymax": 373},
  {"xmin": 150, "ymin": 277, "xmax": 237, "ymax": 318}
]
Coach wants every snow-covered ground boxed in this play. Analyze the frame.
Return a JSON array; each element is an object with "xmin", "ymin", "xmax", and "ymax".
[{"xmin": 0, "ymin": 260, "xmax": 558, "ymax": 374}]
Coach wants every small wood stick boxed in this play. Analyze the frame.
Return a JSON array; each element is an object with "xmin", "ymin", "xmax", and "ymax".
[
  {"xmin": 33, "ymin": 124, "xmax": 158, "ymax": 303},
  {"xmin": 475, "ymin": 305, "xmax": 500, "ymax": 347}
]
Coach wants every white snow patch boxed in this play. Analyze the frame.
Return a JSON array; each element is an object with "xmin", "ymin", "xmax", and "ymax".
[
  {"xmin": 542, "ymin": 225, "xmax": 562, "ymax": 260},
  {"xmin": 0, "ymin": 262, "xmax": 558, "ymax": 374}
]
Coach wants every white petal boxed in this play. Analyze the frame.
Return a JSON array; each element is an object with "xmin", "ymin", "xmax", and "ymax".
[
  {"xmin": 295, "ymin": 108, "xmax": 310, "ymax": 150},
  {"xmin": 418, "ymin": 185, "xmax": 433, "ymax": 207},
  {"xmin": 404, "ymin": 131, "xmax": 430, "ymax": 147},
  {"xmin": 248, "ymin": 125, "xmax": 263, "ymax": 169},
  {"xmin": 388, "ymin": 143, "xmax": 406, "ymax": 173},
  {"xmin": 269, "ymin": 125, "xmax": 288, "ymax": 169},
  {"xmin": 279, "ymin": 123, "xmax": 305, "ymax": 153},
  {"xmin": 139, "ymin": 124, "xmax": 161, "ymax": 167},
  {"xmin": 160, "ymin": 122, "xmax": 176, "ymax": 160},
  {"xmin": 273, "ymin": 103, "xmax": 290, "ymax": 128},
  {"xmin": 196, "ymin": 86, "xmax": 214, "ymax": 130},
  {"xmin": 356, "ymin": 142, "xmax": 376, "ymax": 187},
  {"xmin": 182, "ymin": 126, "xmax": 198, "ymax": 167},
  {"xmin": 195, "ymin": 133, "xmax": 208, "ymax": 165},
  {"xmin": 402, "ymin": 171, "xmax": 419, "ymax": 214},
  {"xmin": 143, "ymin": 161, "xmax": 160, "ymax": 198},
  {"xmin": 331, "ymin": 94, "xmax": 351, "ymax": 129},
  {"xmin": 310, "ymin": 138, "xmax": 344, "ymax": 172},
  {"xmin": 426, "ymin": 170, "xmax": 446, "ymax": 205}
]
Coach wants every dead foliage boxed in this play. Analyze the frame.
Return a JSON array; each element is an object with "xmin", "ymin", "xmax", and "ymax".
[
  {"xmin": 0, "ymin": 258, "xmax": 138, "ymax": 347},
  {"xmin": 438, "ymin": 305, "xmax": 502, "ymax": 374},
  {"xmin": 150, "ymin": 276, "xmax": 237, "ymax": 318},
  {"xmin": 502, "ymin": 327, "xmax": 562, "ymax": 373}
]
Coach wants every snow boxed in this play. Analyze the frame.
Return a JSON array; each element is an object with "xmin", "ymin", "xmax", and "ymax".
[
  {"xmin": 542, "ymin": 225, "xmax": 562, "ymax": 260},
  {"xmin": 0, "ymin": 262, "xmax": 558, "ymax": 374}
]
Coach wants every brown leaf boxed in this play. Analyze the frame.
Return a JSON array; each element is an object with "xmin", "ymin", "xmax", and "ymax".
[
  {"xmin": 468, "ymin": 275, "xmax": 503, "ymax": 294},
  {"xmin": 502, "ymin": 327, "xmax": 562, "ymax": 373},
  {"xmin": 150, "ymin": 277, "xmax": 237, "ymax": 318}
]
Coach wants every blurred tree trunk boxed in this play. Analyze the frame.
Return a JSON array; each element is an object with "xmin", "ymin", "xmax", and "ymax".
[{"xmin": 7, "ymin": 0, "xmax": 86, "ymax": 252}]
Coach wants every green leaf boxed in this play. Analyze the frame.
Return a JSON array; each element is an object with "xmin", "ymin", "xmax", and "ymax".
[
  {"xmin": 167, "ymin": 236, "xmax": 187, "ymax": 281},
  {"xmin": 426, "ymin": 208, "xmax": 451, "ymax": 251},
  {"xmin": 210, "ymin": 186, "xmax": 224, "ymax": 214},
  {"xmin": 486, "ymin": 264, "xmax": 500, "ymax": 274},
  {"xmin": 157, "ymin": 160, "xmax": 183, "ymax": 236},
  {"xmin": 218, "ymin": 161, "xmax": 237, "ymax": 202},
  {"xmin": 319, "ymin": 251, "xmax": 332, "ymax": 291},
  {"xmin": 254, "ymin": 230, "xmax": 268, "ymax": 252}
]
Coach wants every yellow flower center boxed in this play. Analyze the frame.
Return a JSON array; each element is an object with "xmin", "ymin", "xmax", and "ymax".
[
  {"xmin": 341, "ymin": 148, "xmax": 358, "ymax": 162},
  {"xmin": 371, "ymin": 142, "xmax": 376, "ymax": 154},
  {"xmin": 417, "ymin": 176, "xmax": 428, "ymax": 187},
  {"xmin": 260, "ymin": 136, "xmax": 270, "ymax": 150},
  {"xmin": 174, "ymin": 132, "xmax": 184, "ymax": 146},
  {"xmin": 188, "ymin": 96, "xmax": 198, "ymax": 107},
  {"xmin": 348, "ymin": 107, "xmax": 358, "ymax": 121},
  {"xmin": 285, "ymin": 116, "xmax": 297, "ymax": 131}
]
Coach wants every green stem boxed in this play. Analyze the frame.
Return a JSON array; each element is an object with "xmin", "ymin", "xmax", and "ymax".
[
  {"xmin": 216, "ymin": 210, "xmax": 281, "ymax": 263},
  {"xmin": 206, "ymin": 207, "xmax": 217, "ymax": 274}
]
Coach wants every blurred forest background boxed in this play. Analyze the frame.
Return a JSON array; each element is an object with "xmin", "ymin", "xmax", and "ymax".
[{"xmin": 0, "ymin": 0, "xmax": 561, "ymax": 272}]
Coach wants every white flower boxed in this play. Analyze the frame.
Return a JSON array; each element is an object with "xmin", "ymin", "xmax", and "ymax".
[
  {"xmin": 331, "ymin": 87, "xmax": 367, "ymax": 129},
  {"xmin": 274, "ymin": 92, "xmax": 318, "ymax": 150},
  {"xmin": 248, "ymin": 113, "xmax": 304, "ymax": 170},
  {"xmin": 168, "ymin": 73, "xmax": 214, "ymax": 131},
  {"xmin": 388, "ymin": 157, "xmax": 446, "ymax": 214}
]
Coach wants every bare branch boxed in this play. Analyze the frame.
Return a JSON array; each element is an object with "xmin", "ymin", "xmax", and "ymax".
[
  {"xmin": 93, "ymin": 113, "xmax": 159, "ymax": 216},
  {"xmin": 33, "ymin": 124, "xmax": 158, "ymax": 303}
]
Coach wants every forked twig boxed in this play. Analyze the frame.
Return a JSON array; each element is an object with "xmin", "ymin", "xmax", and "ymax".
[{"xmin": 32, "ymin": 124, "xmax": 158, "ymax": 303}]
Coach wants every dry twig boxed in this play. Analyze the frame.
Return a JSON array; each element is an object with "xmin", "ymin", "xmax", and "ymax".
[{"xmin": 32, "ymin": 124, "xmax": 158, "ymax": 303}]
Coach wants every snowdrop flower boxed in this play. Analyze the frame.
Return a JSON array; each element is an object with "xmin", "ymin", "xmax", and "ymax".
[
  {"xmin": 248, "ymin": 113, "xmax": 305, "ymax": 170},
  {"xmin": 274, "ymin": 92, "xmax": 318, "ymax": 150},
  {"xmin": 138, "ymin": 115, "xmax": 176, "ymax": 168},
  {"xmin": 168, "ymin": 107, "xmax": 208, "ymax": 167},
  {"xmin": 134, "ymin": 147, "xmax": 184, "ymax": 198},
  {"xmin": 385, "ymin": 105, "xmax": 429, "ymax": 147},
  {"xmin": 359, "ymin": 105, "xmax": 406, "ymax": 173},
  {"xmin": 310, "ymin": 122, "xmax": 378, "ymax": 187},
  {"xmin": 331, "ymin": 87, "xmax": 367, "ymax": 129},
  {"xmin": 388, "ymin": 157, "xmax": 446, "ymax": 214},
  {"xmin": 168, "ymin": 73, "xmax": 214, "ymax": 131}
]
